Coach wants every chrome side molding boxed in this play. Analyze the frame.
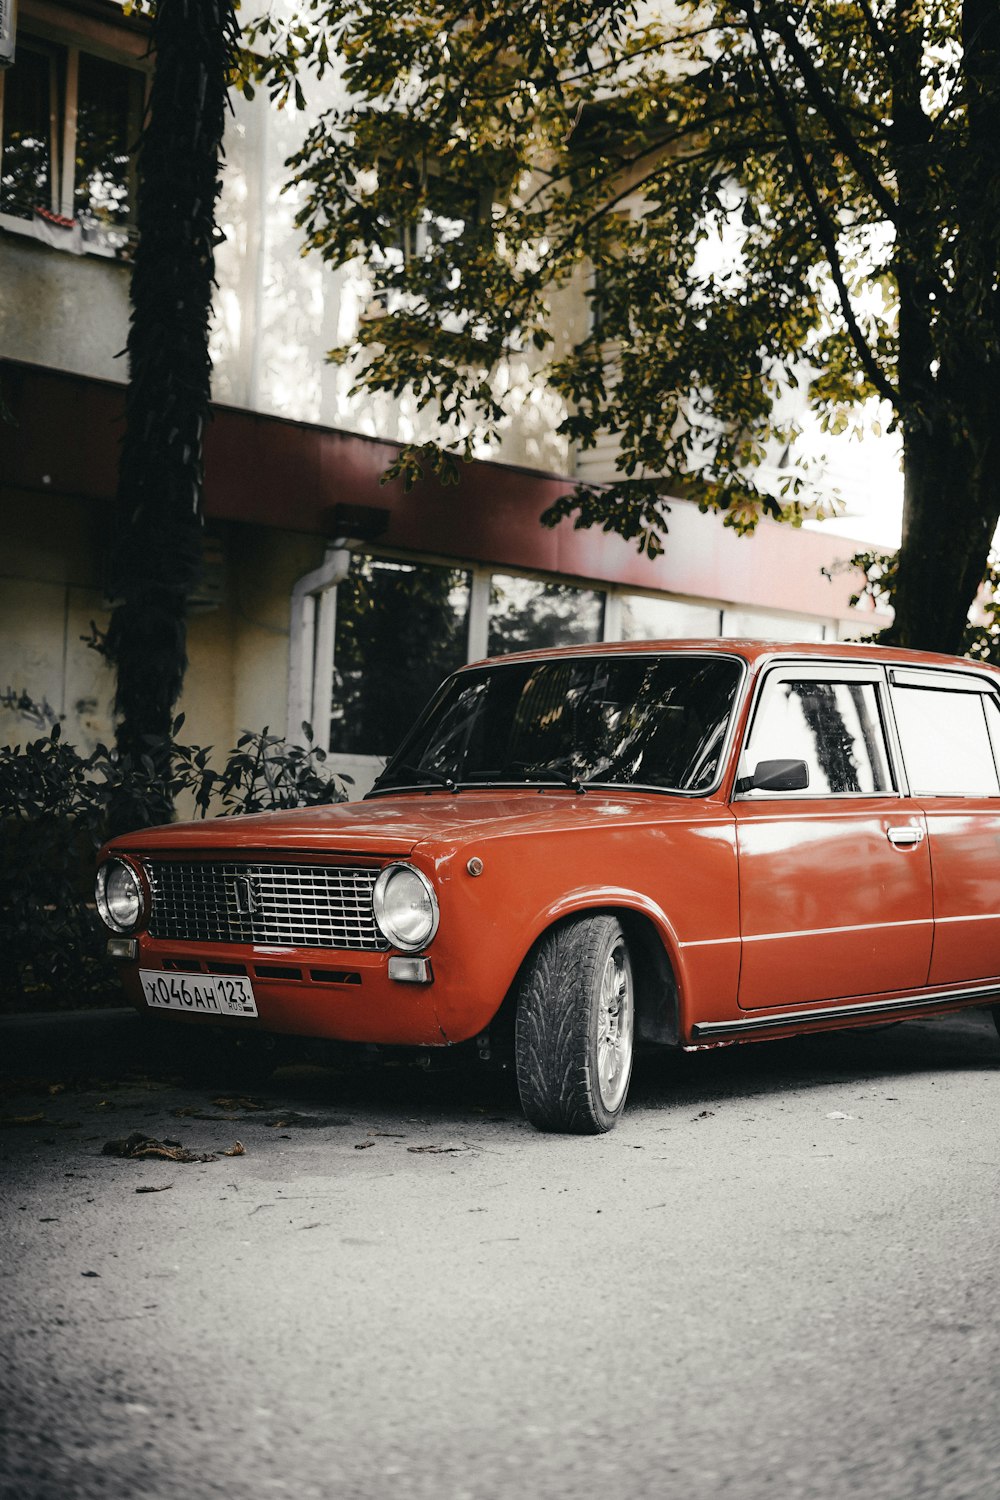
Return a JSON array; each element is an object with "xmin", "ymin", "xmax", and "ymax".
[{"xmin": 691, "ymin": 983, "xmax": 1000, "ymax": 1040}]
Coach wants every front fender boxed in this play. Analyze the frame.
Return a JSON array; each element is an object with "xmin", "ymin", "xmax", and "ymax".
[{"xmin": 417, "ymin": 815, "xmax": 739, "ymax": 1044}]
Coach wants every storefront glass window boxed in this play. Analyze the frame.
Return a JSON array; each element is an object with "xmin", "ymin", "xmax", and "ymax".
[
  {"xmin": 330, "ymin": 556, "xmax": 471, "ymax": 757},
  {"xmin": 488, "ymin": 575, "xmax": 604, "ymax": 656},
  {"xmin": 620, "ymin": 595, "xmax": 721, "ymax": 640},
  {"xmin": 721, "ymin": 608, "xmax": 827, "ymax": 642}
]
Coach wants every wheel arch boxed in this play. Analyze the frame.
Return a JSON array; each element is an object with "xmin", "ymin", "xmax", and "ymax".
[{"xmin": 502, "ymin": 901, "xmax": 681, "ymax": 1051}]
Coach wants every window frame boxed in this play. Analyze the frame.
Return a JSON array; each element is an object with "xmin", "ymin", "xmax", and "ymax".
[
  {"xmin": 362, "ymin": 162, "xmax": 493, "ymax": 322},
  {"xmin": 0, "ymin": 7, "xmax": 149, "ymax": 255},
  {"xmin": 733, "ymin": 661, "xmax": 901, "ymax": 801}
]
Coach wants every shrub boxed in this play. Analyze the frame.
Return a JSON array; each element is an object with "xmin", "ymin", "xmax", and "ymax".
[{"xmin": 0, "ymin": 721, "xmax": 348, "ymax": 1010}]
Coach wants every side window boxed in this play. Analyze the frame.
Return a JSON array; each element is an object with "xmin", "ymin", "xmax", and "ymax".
[
  {"xmin": 891, "ymin": 686, "xmax": 1000, "ymax": 796},
  {"xmin": 743, "ymin": 676, "xmax": 892, "ymax": 795}
]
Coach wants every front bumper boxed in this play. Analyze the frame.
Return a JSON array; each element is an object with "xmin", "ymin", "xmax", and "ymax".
[{"xmin": 113, "ymin": 937, "xmax": 450, "ymax": 1046}]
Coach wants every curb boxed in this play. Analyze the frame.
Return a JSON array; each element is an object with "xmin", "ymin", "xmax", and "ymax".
[
  {"xmin": 0, "ymin": 1006, "xmax": 145, "ymax": 1077},
  {"xmin": 0, "ymin": 1006, "xmax": 135, "ymax": 1029}
]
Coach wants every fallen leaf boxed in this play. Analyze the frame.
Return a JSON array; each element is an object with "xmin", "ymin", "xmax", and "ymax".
[
  {"xmin": 101, "ymin": 1132, "xmax": 218, "ymax": 1163},
  {"xmin": 135, "ymin": 1184, "xmax": 173, "ymax": 1194},
  {"xmin": 355, "ymin": 1140, "xmax": 376, "ymax": 1150},
  {"xmin": 47, "ymin": 1084, "xmax": 66, "ymax": 1097},
  {"xmin": 81, "ymin": 1271, "xmax": 100, "ymax": 1278},
  {"xmin": 0, "ymin": 1113, "xmax": 47, "ymax": 1127},
  {"xmin": 694, "ymin": 1110, "xmax": 715, "ymax": 1120},
  {"xmin": 212, "ymin": 1097, "xmax": 269, "ymax": 1111},
  {"xmin": 223, "ymin": 1141, "xmax": 245, "ymax": 1157}
]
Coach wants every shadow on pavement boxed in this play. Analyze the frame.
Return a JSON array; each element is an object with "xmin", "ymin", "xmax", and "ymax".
[{"xmin": 1, "ymin": 1004, "xmax": 997, "ymax": 1129}]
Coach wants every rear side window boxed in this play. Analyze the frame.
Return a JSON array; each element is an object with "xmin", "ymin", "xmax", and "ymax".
[
  {"xmin": 891, "ymin": 685, "xmax": 1000, "ymax": 795},
  {"xmin": 743, "ymin": 676, "xmax": 892, "ymax": 794}
]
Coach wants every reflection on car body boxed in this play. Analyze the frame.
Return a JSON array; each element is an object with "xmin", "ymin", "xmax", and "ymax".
[{"xmin": 97, "ymin": 641, "xmax": 1000, "ymax": 1133}]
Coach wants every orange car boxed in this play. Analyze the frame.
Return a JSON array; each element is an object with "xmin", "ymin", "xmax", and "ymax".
[{"xmin": 97, "ymin": 640, "xmax": 1000, "ymax": 1132}]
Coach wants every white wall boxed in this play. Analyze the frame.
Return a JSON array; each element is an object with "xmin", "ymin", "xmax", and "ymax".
[{"xmin": 208, "ymin": 88, "xmax": 578, "ymax": 474}]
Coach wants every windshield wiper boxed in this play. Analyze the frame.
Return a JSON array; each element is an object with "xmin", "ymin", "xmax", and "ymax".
[
  {"xmin": 384, "ymin": 761, "xmax": 457, "ymax": 792},
  {"xmin": 509, "ymin": 761, "xmax": 588, "ymax": 793}
]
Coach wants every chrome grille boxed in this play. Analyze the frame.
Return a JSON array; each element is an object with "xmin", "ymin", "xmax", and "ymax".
[{"xmin": 146, "ymin": 861, "xmax": 388, "ymax": 951}]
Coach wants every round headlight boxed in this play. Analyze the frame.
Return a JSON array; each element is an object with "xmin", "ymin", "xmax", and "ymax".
[
  {"xmin": 373, "ymin": 864, "xmax": 439, "ymax": 952},
  {"xmin": 95, "ymin": 858, "xmax": 145, "ymax": 934}
]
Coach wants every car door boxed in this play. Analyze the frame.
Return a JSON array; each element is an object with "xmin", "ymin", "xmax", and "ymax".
[
  {"xmin": 733, "ymin": 663, "xmax": 933, "ymax": 1010},
  {"xmin": 888, "ymin": 667, "xmax": 1000, "ymax": 987}
]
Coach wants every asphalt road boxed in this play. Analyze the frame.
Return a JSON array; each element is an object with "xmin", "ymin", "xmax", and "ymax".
[{"xmin": 1, "ymin": 1008, "xmax": 999, "ymax": 1500}]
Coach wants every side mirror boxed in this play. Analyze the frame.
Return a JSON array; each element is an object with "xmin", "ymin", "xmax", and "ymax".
[{"xmin": 736, "ymin": 758, "xmax": 810, "ymax": 795}]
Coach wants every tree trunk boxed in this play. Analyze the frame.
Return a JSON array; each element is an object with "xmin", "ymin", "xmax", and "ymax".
[
  {"xmin": 888, "ymin": 409, "xmax": 1000, "ymax": 653},
  {"xmin": 105, "ymin": 0, "xmax": 239, "ymax": 832}
]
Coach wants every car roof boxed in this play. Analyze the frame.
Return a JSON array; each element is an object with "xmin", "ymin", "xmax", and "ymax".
[{"xmin": 460, "ymin": 638, "xmax": 999, "ymax": 676}]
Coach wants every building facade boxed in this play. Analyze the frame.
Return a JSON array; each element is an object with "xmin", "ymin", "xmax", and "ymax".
[{"xmin": 0, "ymin": 0, "xmax": 890, "ymax": 796}]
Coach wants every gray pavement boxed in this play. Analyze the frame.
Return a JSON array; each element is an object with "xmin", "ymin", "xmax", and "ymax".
[{"xmin": 1, "ymin": 1006, "xmax": 999, "ymax": 1500}]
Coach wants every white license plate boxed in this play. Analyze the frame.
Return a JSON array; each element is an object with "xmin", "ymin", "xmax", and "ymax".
[{"xmin": 140, "ymin": 969, "xmax": 258, "ymax": 1018}]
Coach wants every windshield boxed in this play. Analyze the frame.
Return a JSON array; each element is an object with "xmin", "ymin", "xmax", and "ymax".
[{"xmin": 371, "ymin": 654, "xmax": 743, "ymax": 795}]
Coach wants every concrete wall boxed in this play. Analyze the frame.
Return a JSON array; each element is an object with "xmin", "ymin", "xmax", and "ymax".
[
  {"xmin": 0, "ymin": 486, "xmax": 115, "ymax": 752},
  {"xmin": 0, "ymin": 99, "xmax": 578, "ymax": 472},
  {"xmin": 209, "ymin": 89, "xmax": 577, "ymax": 473},
  {"xmin": 0, "ymin": 235, "xmax": 132, "ymax": 383},
  {"xmin": 0, "ymin": 486, "xmax": 326, "ymax": 761}
]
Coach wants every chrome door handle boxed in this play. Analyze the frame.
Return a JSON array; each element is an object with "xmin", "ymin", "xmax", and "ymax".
[{"xmin": 887, "ymin": 825, "xmax": 925, "ymax": 847}]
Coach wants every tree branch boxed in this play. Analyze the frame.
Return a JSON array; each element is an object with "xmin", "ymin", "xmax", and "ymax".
[
  {"xmin": 855, "ymin": 0, "xmax": 893, "ymax": 64},
  {"xmin": 741, "ymin": 3, "xmax": 899, "ymax": 407},
  {"xmin": 754, "ymin": 1, "xmax": 899, "ymax": 225}
]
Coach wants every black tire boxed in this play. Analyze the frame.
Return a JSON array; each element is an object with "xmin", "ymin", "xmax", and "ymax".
[{"xmin": 514, "ymin": 914, "xmax": 635, "ymax": 1134}]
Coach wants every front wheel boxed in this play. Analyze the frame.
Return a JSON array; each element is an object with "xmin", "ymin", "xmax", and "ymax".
[{"xmin": 514, "ymin": 915, "xmax": 635, "ymax": 1134}]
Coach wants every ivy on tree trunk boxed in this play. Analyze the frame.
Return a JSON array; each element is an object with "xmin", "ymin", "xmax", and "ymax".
[{"xmin": 105, "ymin": 0, "xmax": 240, "ymax": 831}]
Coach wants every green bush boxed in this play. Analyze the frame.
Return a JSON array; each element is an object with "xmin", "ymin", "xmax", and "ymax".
[{"xmin": 0, "ymin": 722, "xmax": 348, "ymax": 1010}]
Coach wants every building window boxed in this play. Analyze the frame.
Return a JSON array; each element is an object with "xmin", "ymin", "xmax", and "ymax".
[
  {"xmin": 330, "ymin": 556, "xmax": 472, "ymax": 758},
  {"xmin": 0, "ymin": 29, "xmax": 145, "ymax": 255},
  {"xmin": 487, "ymin": 575, "xmax": 605, "ymax": 656},
  {"xmin": 363, "ymin": 164, "xmax": 490, "ymax": 321},
  {"xmin": 620, "ymin": 594, "xmax": 722, "ymax": 640},
  {"xmin": 721, "ymin": 606, "xmax": 827, "ymax": 642}
]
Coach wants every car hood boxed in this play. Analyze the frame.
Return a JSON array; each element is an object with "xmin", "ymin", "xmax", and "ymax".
[{"xmin": 109, "ymin": 787, "xmax": 722, "ymax": 860}]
